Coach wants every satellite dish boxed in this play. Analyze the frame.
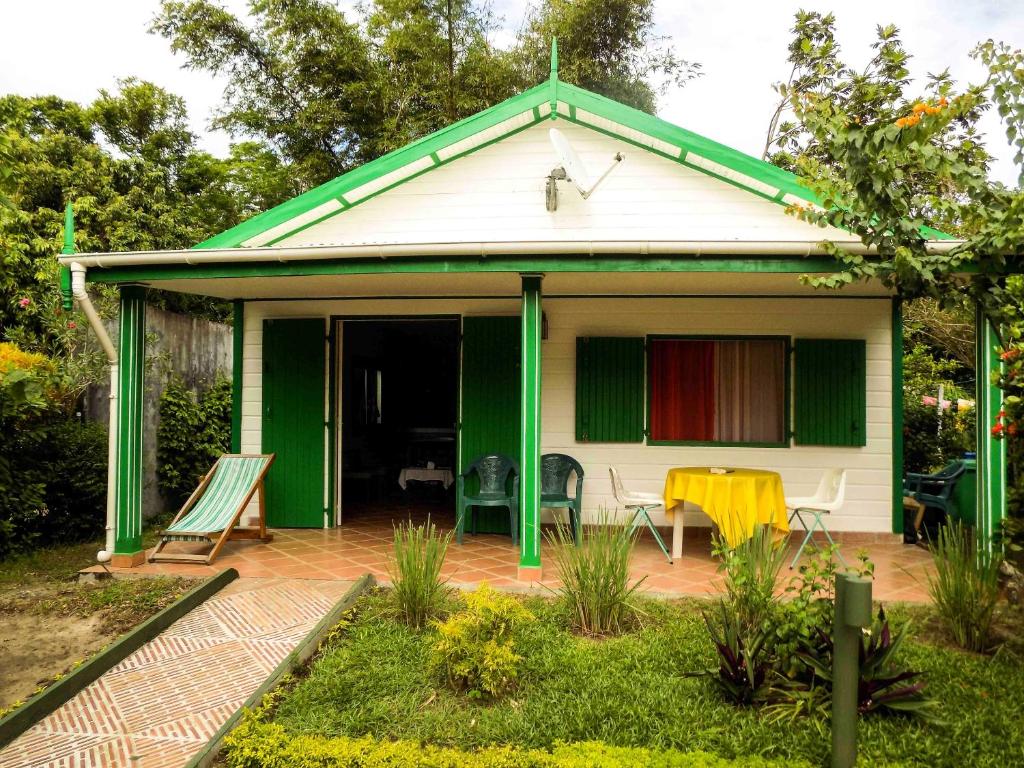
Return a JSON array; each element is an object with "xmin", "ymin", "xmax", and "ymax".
[
  {"xmin": 546, "ymin": 128, "xmax": 624, "ymax": 211},
  {"xmin": 550, "ymin": 128, "xmax": 593, "ymax": 195}
]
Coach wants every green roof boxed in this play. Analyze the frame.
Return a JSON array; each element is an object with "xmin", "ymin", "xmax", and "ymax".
[{"xmin": 194, "ymin": 49, "xmax": 952, "ymax": 250}]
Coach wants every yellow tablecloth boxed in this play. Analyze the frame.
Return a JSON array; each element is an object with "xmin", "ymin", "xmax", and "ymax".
[{"xmin": 663, "ymin": 467, "xmax": 789, "ymax": 547}]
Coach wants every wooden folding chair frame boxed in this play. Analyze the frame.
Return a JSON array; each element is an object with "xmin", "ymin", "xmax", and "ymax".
[{"xmin": 148, "ymin": 453, "xmax": 276, "ymax": 565}]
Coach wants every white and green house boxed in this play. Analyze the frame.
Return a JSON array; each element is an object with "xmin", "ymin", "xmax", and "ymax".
[{"xmin": 59, "ymin": 48, "xmax": 1006, "ymax": 576}]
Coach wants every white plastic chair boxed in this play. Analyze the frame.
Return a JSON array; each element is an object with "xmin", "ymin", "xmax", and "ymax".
[
  {"xmin": 609, "ymin": 466, "xmax": 672, "ymax": 563},
  {"xmin": 785, "ymin": 468, "xmax": 847, "ymax": 569}
]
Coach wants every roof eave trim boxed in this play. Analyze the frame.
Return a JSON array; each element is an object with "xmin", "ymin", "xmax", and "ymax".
[{"xmin": 60, "ymin": 238, "xmax": 966, "ymax": 269}]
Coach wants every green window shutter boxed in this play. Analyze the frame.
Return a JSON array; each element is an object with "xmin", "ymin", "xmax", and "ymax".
[
  {"xmin": 793, "ymin": 339, "xmax": 867, "ymax": 447},
  {"xmin": 575, "ymin": 337, "xmax": 645, "ymax": 442}
]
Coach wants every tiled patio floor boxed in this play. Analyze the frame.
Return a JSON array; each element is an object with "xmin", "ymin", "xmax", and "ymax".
[{"xmin": 86, "ymin": 505, "xmax": 933, "ymax": 602}]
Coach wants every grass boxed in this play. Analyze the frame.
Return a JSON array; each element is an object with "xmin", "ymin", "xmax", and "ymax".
[
  {"xmin": 387, "ymin": 519, "xmax": 451, "ymax": 628},
  {"xmin": 926, "ymin": 523, "xmax": 1002, "ymax": 652},
  {"xmin": 0, "ymin": 517, "xmax": 169, "ymax": 591},
  {"xmin": 268, "ymin": 590, "xmax": 1024, "ymax": 768},
  {"xmin": 545, "ymin": 511, "xmax": 646, "ymax": 634}
]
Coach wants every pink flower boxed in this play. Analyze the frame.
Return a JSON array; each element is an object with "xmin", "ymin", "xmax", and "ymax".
[
  {"xmin": 18, "ymin": 297, "xmax": 30, "ymax": 308},
  {"xmin": 67, "ymin": 321, "xmax": 76, "ymax": 330}
]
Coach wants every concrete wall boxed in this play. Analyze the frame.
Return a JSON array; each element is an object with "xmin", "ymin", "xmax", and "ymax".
[{"xmin": 85, "ymin": 305, "xmax": 232, "ymax": 517}]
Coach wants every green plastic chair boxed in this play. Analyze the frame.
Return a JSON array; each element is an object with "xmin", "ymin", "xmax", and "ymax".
[
  {"xmin": 456, "ymin": 454, "xmax": 519, "ymax": 545},
  {"xmin": 904, "ymin": 461, "xmax": 966, "ymax": 525},
  {"xmin": 541, "ymin": 453, "xmax": 584, "ymax": 545}
]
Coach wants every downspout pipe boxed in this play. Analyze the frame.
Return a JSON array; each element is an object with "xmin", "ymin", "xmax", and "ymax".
[{"xmin": 70, "ymin": 262, "xmax": 119, "ymax": 563}]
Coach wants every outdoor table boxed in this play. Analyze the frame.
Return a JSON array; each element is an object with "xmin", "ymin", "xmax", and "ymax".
[
  {"xmin": 663, "ymin": 467, "xmax": 789, "ymax": 554},
  {"xmin": 398, "ymin": 467, "xmax": 454, "ymax": 490}
]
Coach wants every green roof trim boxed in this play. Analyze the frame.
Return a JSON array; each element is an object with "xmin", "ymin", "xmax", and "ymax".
[{"xmin": 195, "ymin": 71, "xmax": 951, "ymax": 251}]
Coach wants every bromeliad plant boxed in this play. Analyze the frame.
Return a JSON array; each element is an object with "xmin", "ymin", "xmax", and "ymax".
[
  {"xmin": 797, "ymin": 607, "xmax": 938, "ymax": 721},
  {"xmin": 695, "ymin": 600, "xmax": 773, "ymax": 706},
  {"xmin": 387, "ymin": 519, "xmax": 451, "ymax": 629}
]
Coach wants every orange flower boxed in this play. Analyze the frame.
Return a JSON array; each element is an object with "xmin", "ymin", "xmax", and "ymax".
[
  {"xmin": 912, "ymin": 102, "xmax": 928, "ymax": 114},
  {"xmin": 895, "ymin": 117, "xmax": 908, "ymax": 128},
  {"xmin": 993, "ymin": 423, "xmax": 1005, "ymax": 436},
  {"xmin": 925, "ymin": 105, "xmax": 941, "ymax": 116},
  {"xmin": 939, "ymin": 96, "xmax": 949, "ymax": 107}
]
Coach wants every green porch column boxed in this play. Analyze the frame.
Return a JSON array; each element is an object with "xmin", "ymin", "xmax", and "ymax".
[
  {"xmin": 519, "ymin": 274, "xmax": 543, "ymax": 573},
  {"xmin": 231, "ymin": 300, "xmax": 244, "ymax": 453},
  {"xmin": 976, "ymin": 304, "xmax": 1007, "ymax": 548},
  {"xmin": 114, "ymin": 285, "xmax": 147, "ymax": 562},
  {"xmin": 891, "ymin": 298, "xmax": 904, "ymax": 534}
]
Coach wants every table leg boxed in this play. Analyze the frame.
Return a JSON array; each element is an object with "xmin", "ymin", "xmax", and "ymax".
[{"xmin": 672, "ymin": 512, "xmax": 684, "ymax": 560}]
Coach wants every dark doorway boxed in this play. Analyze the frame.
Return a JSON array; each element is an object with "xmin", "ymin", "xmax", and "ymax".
[{"xmin": 339, "ymin": 318, "xmax": 459, "ymax": 522}]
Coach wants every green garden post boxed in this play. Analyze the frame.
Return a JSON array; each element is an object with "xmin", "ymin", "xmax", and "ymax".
[
  {"xmin": 114, "ymin": 285, "xmax": 147, "ymax": 563},
  {"xmin": 832, "ymin": 573, "xmax": 872, "ymax": 768},
  {"xmin": 519, "ymin": 273, "xmax": 543, "ymax": 574}
]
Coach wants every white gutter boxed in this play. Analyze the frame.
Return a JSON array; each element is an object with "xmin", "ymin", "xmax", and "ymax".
[
  {"xmin": 56, "ymin": 239, "xmax": 967, "ymax": 269},
  {"xmin": 70, "ymin": 263, "xmax": 119, "ymax": 563}
]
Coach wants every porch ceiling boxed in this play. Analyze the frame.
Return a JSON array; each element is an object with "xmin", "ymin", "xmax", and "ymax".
[{"xmin": 123, "ymin": 270, "xmax": 893, "ymax": 300}]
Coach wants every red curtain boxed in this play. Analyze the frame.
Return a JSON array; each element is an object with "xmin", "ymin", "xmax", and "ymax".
[{"xmin": 649, "ymin": 339, "xmax": 715, "ymax": 441}]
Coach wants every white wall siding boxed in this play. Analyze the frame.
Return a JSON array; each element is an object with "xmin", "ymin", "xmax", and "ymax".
[
  {"xmin": 241, "ymin": 296, "xmax": 893, "ymax": 533},
  {"xmin": 273, "ymin": 122, "xmax": 852, "ymax": 248}
]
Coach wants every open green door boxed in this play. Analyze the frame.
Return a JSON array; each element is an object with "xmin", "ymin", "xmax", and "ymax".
[
  {"xmin": 262, "ymin": 318, "xmax": 327, "ymax": 528},
  {"xmin": 460, "ymin": 316, "xmax": 521, "ymax": 534}
]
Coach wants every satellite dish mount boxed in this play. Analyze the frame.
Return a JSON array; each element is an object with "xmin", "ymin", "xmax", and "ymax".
[{"xmin": 546, "ymin": 127, "xmax": 624, "ymax": 212}]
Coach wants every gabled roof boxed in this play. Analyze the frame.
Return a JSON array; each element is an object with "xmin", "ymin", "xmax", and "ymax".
[{"xmin": 195, "ymin": 49, "xmax": 843, "ymax": 251}]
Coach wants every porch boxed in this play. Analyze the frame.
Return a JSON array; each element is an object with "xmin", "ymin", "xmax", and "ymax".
[{"xmin": 84, "ymin": 505, "xmax": 933, "ymax": 602}]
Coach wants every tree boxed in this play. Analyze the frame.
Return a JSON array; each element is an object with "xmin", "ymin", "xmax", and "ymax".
[
  {"xmin": 363, "ymin": 0, "xmax": 522, "ymax": 156},
  {"xmin": 517, "ymin": 0, "xmax": 700, "ymax": 114},
  {"xmin": 153, "ymin": 0, "xmax": 703, "ymax": 187},
  {"xmin": 153, "ymin": 0, "xmax": 379, "ymax": 188}
]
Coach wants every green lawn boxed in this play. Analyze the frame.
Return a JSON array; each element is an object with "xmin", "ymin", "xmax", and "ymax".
[{"xmin": 268, "ymin": 590, "xmax": 1024, "ymax": 768}]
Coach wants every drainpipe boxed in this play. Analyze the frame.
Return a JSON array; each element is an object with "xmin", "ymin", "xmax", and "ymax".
[{"xmin": 70, "ymin": 262, "xmax": 118, "ymax": 562}]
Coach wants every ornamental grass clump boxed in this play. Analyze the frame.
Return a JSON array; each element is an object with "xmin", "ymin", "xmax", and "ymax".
[
  {"xmin": 431, "ymin": 583, "xmax": 534, "ymax": 699},
  {"xmin": 546, "ymin": 509, "xmax": 646, "ymax": 634},
  {"xmin": 387, "ymin": 519, "xmax": 451, "ymax": 628},
  {"xmin": 927, "ymin": 522, "xmax": 1002, "ymax": 652}
]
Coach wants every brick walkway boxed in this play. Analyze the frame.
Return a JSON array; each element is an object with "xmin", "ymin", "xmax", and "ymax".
[
  {"xmin": 0, "ymin": 578, "xmax": 354, "ymax": 768},
  {"xmin": 83, "ymin": 505, "xmax": 934, "ymax": 603}
]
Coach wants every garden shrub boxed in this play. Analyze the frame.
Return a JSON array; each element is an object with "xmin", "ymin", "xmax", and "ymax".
[
  {"xmin": 927, "ymin": 522, "xmax": 1002, "ymax": 652},
  {"xmin": 223, "ymin": 713, "xmax": 811, "ymax": 768},
  {"xmin": 157, "ymin": 375, "xmax": 231, "ymax": 506},
  {"xmin": 388, "ymin": 519, "xmax": 451, "ymax": 628},
  {"xmin": 431, "ymin": 583, "xmax": 534, "ymax": 699},
  {"xmin": 547, "ymin": 508, "xmax": 645, "ymax": 634},
  {"xmin": 0, "ymin": 343, "xmax": 106, "ymax": 557}
]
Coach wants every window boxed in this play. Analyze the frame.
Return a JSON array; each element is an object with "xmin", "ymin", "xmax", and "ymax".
[{"xmin": 647, "ymin": 337, "xmax": 788, "ymax": 445}]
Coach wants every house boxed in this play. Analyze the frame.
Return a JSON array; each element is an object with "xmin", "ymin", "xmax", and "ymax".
[{"xmin": 58, "ymin": 44, "xmax": 1005, "ymax": 579}]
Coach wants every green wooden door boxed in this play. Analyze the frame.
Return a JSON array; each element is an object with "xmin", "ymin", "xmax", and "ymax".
[
  {"xmin": 460, "ymin": 316, "xmax": 521, "ymax": 534},
  {"xmin": 262, "ymin": 318, "xmax": 327, "ymax": 527}
]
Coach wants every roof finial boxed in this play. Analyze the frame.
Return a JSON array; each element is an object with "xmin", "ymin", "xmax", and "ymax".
[
  {"xmin": 548, "ymin": 38, "xmax": 559, "ymax": 117},
  {"xmin": 62, "ymin": 202, "xmax": 75, "ymax": 256}
]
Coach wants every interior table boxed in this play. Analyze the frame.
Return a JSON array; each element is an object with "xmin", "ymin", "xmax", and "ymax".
[
  {"xmin": 663, "ymin": 467, "xmax": 789, "ymax": 555},
  {"xmin": 398, "ymin": 467, "xmax": 454, "ymax": 490}
]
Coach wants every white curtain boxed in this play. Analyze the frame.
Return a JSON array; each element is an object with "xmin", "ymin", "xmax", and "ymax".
[{"xmin": 714, "ymin": 339, "xmax": 786, "ymax": 443}]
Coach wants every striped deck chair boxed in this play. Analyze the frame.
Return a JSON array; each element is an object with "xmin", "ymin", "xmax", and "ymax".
[{"xmin": 149, "ymin": 454, "xmax": 275, "ymax": 565}]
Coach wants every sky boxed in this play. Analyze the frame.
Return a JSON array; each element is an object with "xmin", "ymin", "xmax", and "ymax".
[{"xmin": 2, "ymin": 0, "xmax": 1022, "ymax": 185}]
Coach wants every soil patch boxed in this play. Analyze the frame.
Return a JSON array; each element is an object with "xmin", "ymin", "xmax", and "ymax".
[
  {"xmin": 0, "ymin": 611, "xmax": 115, "ymax": 709},
  {"xmin": 0, "ymin": 576, "xmax": 195, "ymax": 711}
]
